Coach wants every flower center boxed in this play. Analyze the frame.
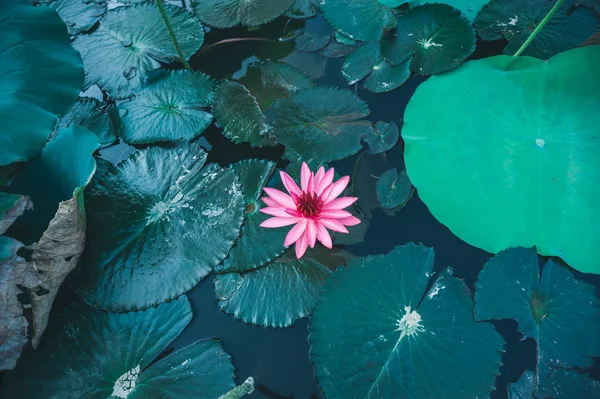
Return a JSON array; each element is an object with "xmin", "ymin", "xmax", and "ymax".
[{"xmin": 296, "ymin": 192, "xmax": 322, "ymax": 217}]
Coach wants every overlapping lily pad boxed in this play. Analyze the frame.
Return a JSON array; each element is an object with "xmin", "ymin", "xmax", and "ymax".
[
  {"xmin": 295, "ymin": 32, "xmax": 331, "ymax": 52},
  {"xmin": 73, "ymin": 3, "xmax": 204, "ymax": 98},
  {"xmin": 402, "ymin": 46, "xmax": 600, "ymax": 273},
  {"xmin": 311, "ymin": 244, "xmax": 504, "ymax": 399},
  {"xmin": 0, "ymin": 0, "xmax": 83, "ymax": 165},
  {"xmin": 119, "ymin": 70, "xmax": 215, "ymax": 144},
  {"xmin": 362, "ymin": 120, "xmax": 399, "ymax": 154},
  {"xmin": 286, "ymin": 0, "xmax": 317, "ymax": 18},
  {"xmin": 409, "ymin": 0, "xmax": 492, "ymax": 21},
  {"xmin": 383, "ymin": 3, "xmax": 476, "ymax": 75},
  {"xmin": 56, "ymin": 97, "xmax": 119, "ymax": 148},
  {"xmin": 40, "ymin": 0, "xmax": 106, "ymax": 35},
  {"xmin": 476, "ymin": 247, "xmax": 600, "ymax": 392},
  {"xmin": 376, "ymin": 168, "xmax": 413, "ymax": 211},
  {"xmin": 192, "ymin": 0, "xmax": 294, "ymax": 27},
  {"xmin": 474, "ymin": 0, "xmax": 600, "ymax": 59},
  {"xmin": 74, "ymin": 143, "xmax": 244, "ymax": 311},
  {"xmin": 265, "ymin": 87, "xmax": 372, "ymax": 162},
  {"xmin": 0, "ymin": 297, "xmax": 236, "ymax": 398},
  {"xmin": 318, "ymin": 0, "xmax": 397, "ymax": 41}
]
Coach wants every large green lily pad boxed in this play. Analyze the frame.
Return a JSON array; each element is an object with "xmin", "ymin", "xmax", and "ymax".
[
  {"xmin": 191, "ymin": 0, "xmax": 294, "ymax": 27},
  {"xmin": 474, "ymin": 0, "xmax": 600, "ymax": 59},
  {"xmin": 73, "ymin": 3, "xmax": 204, "ymax": 99},
  {"xmin": 265, "ymin": 87, "xmax": 372, "ymax": 162},
  {"xmin": 311, "ymin": 244, "xmax": 504, "ymax": 399},
  {"xmin": 475, "ymin": 247, "xmax": 600, "ymax": 389},
  {"xmin": 383, "ymin": 3, "xmax": 476, "ymax": 75},
  {"xmin": 74, "ymin": 143, "xmax": 244, "ymax": 311},
  {"xmin": 409, "ymin": 0, "xmax": 491, "ymax": 21},
  {"xmin": 40, "ymin": 0, "xmax": 106, "ymax": 35},
  {"xmin": 0, "ymin": 297, "xmax": 236, "ymax": 398},
  {"xmin": 119, "ymin": 70, "xmax": 215, "ymax": 144},
  {"xmin": 402, "ymin": 46, "xmax": 600, "ymax": 274},
  {"xmin": 318, "ymin": 0, "xmax": 397, "ymax": 41},
  {"xmin": 56, "ymin": 97, "xmax": 119, "ymax": 148},
  {"xmin": 0, "ymin": 0, "xmax": 83, "ymax": 165}
]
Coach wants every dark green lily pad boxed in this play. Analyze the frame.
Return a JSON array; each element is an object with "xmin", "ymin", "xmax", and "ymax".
[
  {"xmin": 320, "ymin": 42, "xmax": 355, "ymax": 58},
  {"xmin": 286, "ymin": 0, "xmax": 317, "ymax": 18},
  {"xmin": 119, "ymin": 70, "xmax": 215, "ymax": 144},
  {"xmin": 192, "ymin": 0, "xmax": 294, "ymax": 28},
  {"xmin": 318, "ymin": 0, "xmax": 397, "ymax": 41},
  {"xmin": 409, "ymin": 0, "xmax": 492, "ymax": 21},
  {"xmin": 376, "ymin": 168, "xmax": 413, "ymax": 211},
  {"xmin": 40, "ymin": 0, "xmax": 106, "ymax": 35},
  {"xmin": 383, "ymin": 3, "xmax": 476, "ymax": 75},
  {"xmin": 0, "ymin": 297, "xmax": 236, "ymax": 398},
  {"xmin": 311, "ymin": 244, "xmax": 504, "ymax": 399},
  {"xmin": 0, "ymin": 193, "xmax": 32, "ymax": 235},
  {"xmin": 0, "ymin": 1, "xmax": 83, "ymax": 165},
  {"xmin": 363, "ymin": 120, "xmax": 399, "ymax": 154},
  {"xmin": 295, "ymin": 32, "xmax": 331, "ymax": 52},
  {"xmin": 74, "ymin": 143, "xmax": 245, "ymax": 311},
  {"xmin": 73, "ymin": 3, "xmax": 204, "ymax": 99},
  {"xmin": 401, "ymin": 46, "xmax": 600, "ymax": 274},
  {"xmin": 342, "ymin": 42, "xmax": 410, "ymax": 92},
  {"xmin": 508, "ymin": 370, "xmax": 536, "ymax": 399},
  {"xmin": 537, "ymin": 368, "xmax": 600, "ymax": 399},
  {"xmin": 55, "ymin": 97, "xmax": 119, "ymax": 148},
  {"xmin": 474, "ymin": 0, "xmax": 600, "ymax": 59},
  {"xmin": 216, "ymin": 159, "xmax": 287, "ymax": 274},
  {"xmin": 265, "ymin": 87, "xmax": 372, "ymax": 162},
  {"xmin": 215, "ymin": 249, "xmax": 342, "ymax": 328}
]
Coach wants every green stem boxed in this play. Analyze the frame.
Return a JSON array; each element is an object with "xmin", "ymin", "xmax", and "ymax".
[
  {"xmin": 218, "ymin": 377, "xmax": 255, "ymax": 399},
  {"xmin": 156, "ymin": 0, "xmax": 192, "ymax": 71},
  {"xmin": 513, "ymin": 0, "xmax": 564, "ymax": 57}
]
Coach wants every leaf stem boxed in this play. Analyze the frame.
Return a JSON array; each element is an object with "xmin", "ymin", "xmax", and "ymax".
[
  {"xmin": 218, "ymin": 377, "xmax": 255, "ymax": 399},
  {"xmin": 201, "ymin": 37, "xmax": 278, "ymax": 52},
  {"xmin": 156, "ymin": 0, "xmax": 192, "ymax": 71},
  {"xmin": 513, "ymin": 0, "xmax": 564, "ymax": 57}
]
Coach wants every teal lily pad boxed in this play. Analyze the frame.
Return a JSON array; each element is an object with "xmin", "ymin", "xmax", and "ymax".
[
  {"xmin": 509, "ymin": 370, "xmax": 536, "ymax": 399},
  {"xmin": 475, "ymin": 248, "xmax": 600, "ymax": 384},
  {"xmin": 0, "ymin": 193, "xmax": 32, "ymax": 235},
  {"xmin": 73, "ymin": 3, "xmax": 204, "ymax": 99},
  {"xmin": 401, "ymin": 46, "xmax": 600, "ymax": 274},
  {"xmin": 191, "ymin": 0, "xmax": 294, "ymax": 28},
  {"xmin": 265, "ymin": 87, "xmax": 372, "ymax": 162},
  {"xmin": 0, "ymin": 0, "xmax": 84, "ymax": 166},
  {"xmin": 320, "ymin": 42, "xmax": 354, "ymax": 58},
  {"xmin": 295, "ymin": 32, "xmax": 331, "ymax": 52},
  {"xmin": 56, "ymin": 97, "xmax": 119, "ymax": 148},
  {"xmin": 216, "ymin": 159, "xmax": 287, "ymax": 274},
  {"xmin": 119, "ymin": 70, "xmax": 215, "ymax": 144},
  {"xmin": 536, "ymin": 368, "xmax": 600, "ymax": 399},
  {"xmin": 342, "ymin": 42, "xmax": 410, "ymax": 93},
  {"xmin": 74, "ymin": 143, "xmax": 245, "ymax": 311},
  {"xmin": 376, "ymin": 168, "xmax": 413, "ymax": 211},
  {"xmin": 40, "ymin": 0, "xmax": 106, "ymax": 35},
  {"xmin": 311, "ymin": 244, "xmax": 504, "ymax": 399},
  {"xmin": 0, "ymin": 297, "xmax": 236, "ymax": 398},
  {"xmin": 383, "ymin": 3, "xmax": 476, "ymax": 75},
  {"xmin": 286, "ymin": 0, "xmax": 317, "ymax": 18},
  {"xmin": 409, "ymin": 0, "xmax": 492, "ymax": 21},
  {"xmin": 363, "ymin": 120, "xmax": 399, "ymax": 154},
  {"xmin": 318, "ymin": 0, "xmax": 397, "ymax": 41},
  {"xmin": 474, "ymin": 0, "xmax": 600, "ymax": 59},
  {"xmin": 334, "ymin": 31, "xmax": 358, "ymax": 46},
  {"xmin": 215, "ymin": 248, "xmax": 343, "ymax": 328}
]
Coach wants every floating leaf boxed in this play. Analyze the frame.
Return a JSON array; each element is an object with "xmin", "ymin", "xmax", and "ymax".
[
  {"xmin": 40, "ymin": 0, "xmax": 106, "ymax": 35},
  {"xmin": 74, "ymin": 144, "xmax": 244, "ymax": 311},
  {"xmin": 119, "ymin": 70, "xmax": 215, "ymax": 144},
  {"xmin": 191, "ymin": 0, "xmax": 294, "ymax": 28},
  {"xmin": 383, "ymin": 3, "xmax": 476, "ymax": 75},
  {"xmin": 509, "ymin": 370, "xmax": 536, "ymax": 399},
  {"xmin": 342, "ymin": 42, "xmax": 410, "ymax": 92},
  {"xmin": 265, "ymin": 87, "xmax": 372, "ymax": 162},
  {"xmin": 474, "ymin": 0, "xmax": 600, "ymax": 59},
  {"xmin": 216, "ymin": 159, "xmax": 286, "ymax": 274},
  {"xmin": 320, "ymin": 42, "xmax": 354, "ymax": 58},
  {"xmin": 376, "ymin": 168, "xmax": 413, "ymax": 210},
  {"xmin": 334, "ymin": 31, "xmax": 357, "ymax": 46},
  {"xmin": 1, "ymin": 297, "xmax": 236, "ymax": 398},
  {"xmin": 286, "ymin": 0, "xmax": 317, "ymax": 18},
  {"xmin": 56, "ymin": 97, "xmax": 119, "ymax": 148},
  {"xmin": 73, "ymin": 3, "xmax": 204, "ymax": 99},
  {"xmin": 363, "ymin": 120, "xmax": 399, "ymax": 154},
  {"xmin": 475, "ymin": 248, "xmax": 600, "ymax": 383},
  {"xmin": 409, "ymin": 0, "xmax": 492, "ymax": 21},
  {"xmin": 402, "ymin": 46, "xmax": 600, "ymax": 273},
  {"xmin": 311, "ymin": 244, "xmax": 504, "ymax": 399},
  {"xmin": 0, "ymin": 193, "xmax": 32, "ymax": 235},
  {"xmin": 0, "ymin": 0, "xmax": 83, "ymax": 165},
  {"xmin": 295, "ymin": 32, "xmax": 331, "ymax": 52},
  {"xmin": 537, "ymin": 368, "xmax": 600, "ymax": 398},
  {"xmin": 318, "ymin": 0, "xmax": 397, "ymax": 41}
]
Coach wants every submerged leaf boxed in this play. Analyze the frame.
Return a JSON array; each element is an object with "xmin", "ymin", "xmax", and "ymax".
[
  {"xmin": 318, "ymin": 0, "xmax": 397, "ymax": 41},
  {"xmin": 75, "ymin": 143, "xmax": 245, "ymax": 311},
  {"xmin": 39, "ymin": 0, "xmax": 106, "ymax": 35},
  {"xmin": 0, "ymin": 0, "xmax": 83, "ymax": 165},
  {"xmin": 311, "ymin": 244, "xmax": 504, "ymax": 399},
  {"xmin": 56, "ymin": 97, "xmax": 119, "ymax": 148},
  {"xmin": 192, "ymin": 0, "xmax": 294, "ymax": 27}
]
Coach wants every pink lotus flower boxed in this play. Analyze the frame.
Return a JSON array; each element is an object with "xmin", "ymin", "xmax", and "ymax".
[{"xmin": 259, "ymin": 162, "xmax": 360, "ymax": 259}]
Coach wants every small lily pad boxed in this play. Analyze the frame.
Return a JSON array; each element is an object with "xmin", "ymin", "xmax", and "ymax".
[
  {"xmin": 311, "ymin": 244, "xmax": 504, "ymax": 399},
  {"xmin": 0, "ymin": 297, "xmax": 236, "ymax": 398},
  {"xmin": 376, "ymin": 168, "xmax": 413, "ymax": 211},
  {"xmin": 409, "ymin": 0, "xmax": 492, "ymax": 21},
  {"xmin": 40, "ymin": 0, "xmax": 106, "ymax": 35},
  {"xmin": 192, "ymin": 0, "xmax": 294, "ymax": 28},
  {"xmin": 73, "ymin": 3, "xmax": 204, "ymax": 99},
  {"xmin": 363, "ymin": 120, "xmax": 399, "ymax": 154},
  {"xmin": 265, "ymin": 87, "xmax": 372, "ymax": 162},
  {"xmin": 74, "ymin": 143, "xmax": 244, "ymax": 311},
  {"xmin": 383, "ymin": 3, "xmax": 476, "ymax": 75},
  {"xmin": 295, "ymin": 32, "xmax": 331, "ymax": 52},
  {"xmin": 474, "ymin": 0, "xmax": 600, "ymax": 59},
  {"xmin": 286, "ymin": 0, "xmax": 317, "ymax": 18},
  {"xmin": 55, "ymin": 97, "xmax": 119, "ymax": 148},
  {"xmin": 320, "ymin": 42, "xmax": 355, "ymax": 58},
  {"xmin": 119, "ymin": 70, "xmax": 215, "ymax": 144},
  {"xmin": 318, "ymin": 0, "xmax": 397, "ymax": 41}
]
